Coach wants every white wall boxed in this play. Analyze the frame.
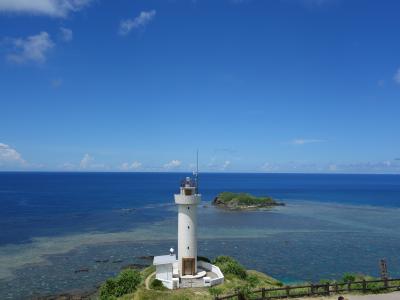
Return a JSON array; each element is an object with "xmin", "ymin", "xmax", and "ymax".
[
  {"xmin": 158, "ymin": 278, "xmax": 174, "ymax": 289},
  {"xmin": 156, "ymin": 264, "xmax": 173, "ymax": 281},
  {"xmin": 198, "ymin": 261, "xmax": 224, "ymax": 286},
  {"xmin": 155, "ymin": 275, "xmax": 179, "ymax": 290},
  {"xmin": 177, "ymin": 204, "xmax": 198, "ymax": 273}
]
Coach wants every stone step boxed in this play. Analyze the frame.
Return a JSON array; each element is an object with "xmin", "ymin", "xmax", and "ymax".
[{"xmin": 180, "ymin": 278, "xmax": 204, "ymax": 288}]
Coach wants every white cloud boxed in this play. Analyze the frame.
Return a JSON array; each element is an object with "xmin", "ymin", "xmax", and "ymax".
[
  {"xmin": 131, "ymin": 161, "xmax": 142, "ymax": 169},
  {"xmin": 260, "ymin": 160, "xmax": 400, "ymax": 174},
  {"xmin": 261, "ymin": 162, "xmax": 279, "ymax": 172},
  {"xmin": 61, "ymin": 162, "xmax": 75, "ymax": 170},
  {"xmin": 221, "ymin": 160, "xmax": 231, "ymax": 170},
  {"xmin": 261, "ymin": 161, "xmax": 325, "ymax": 173},
  {"xmin": 120, "ymin": 161, "xmax": 142, "ymax": 171},
  {"xmin": 120, "ymin": 163, "xmax": 129, "ymax": 170},
  {"xmin": 328, "ymin": 161, "xmax": 400, "ymax": 173},
  {"xmin": 60, "ymin": 27, "xmax": 73, "ymax": 42},
  {"xmin": 79, "ymin": 153, "xmax": 93, "ymax": 169},
  {"xmin": 393, "ymin": 68, "xmax": 400, "ymax": 85},
  {"xmin": 6, "ymin": 31, "xmax": 54, "ymax": 64},
  {"xmin": 208, "ymin": 158, "xmax": 232, "ymax": 171},
  {"xmin": 291, "ymin": 138, "xmax": 324, "ymax": 145},
  {"xmin": 328, "ymin": 164, "xmax": 337, "ymax": 171},
  {"xmin": 164, "ymin": 159, "xmax": 181, "ymax": 169},
  {"xmin": 119, "ymin": 10, "xmax": 156, "ymax": 36},
  {"xmin": 0, "ymin": 143, "xmax": 25, "ymax": 164},
  {"xmin": 0, "ymin": 0, "xmax": 93, "ymax": 17}
]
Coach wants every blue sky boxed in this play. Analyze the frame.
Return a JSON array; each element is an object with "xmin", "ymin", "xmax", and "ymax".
[{"xmin": 1, "ymin": 0, "xmax": 400, "ymax": 173}]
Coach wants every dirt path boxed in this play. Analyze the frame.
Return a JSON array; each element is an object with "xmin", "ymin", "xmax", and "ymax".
[
  {"xmin": 293, "ymin": 291, "xmax": 400, "ymax": 300},
  {"xmin": 144, "ymin": 271, "xmax": 156, "ymax": 290}
]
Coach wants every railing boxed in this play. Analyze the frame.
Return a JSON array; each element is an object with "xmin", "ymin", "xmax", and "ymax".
[{"xmin": 215, "ymin": 278, "xmax": 400, "ymax": 300}]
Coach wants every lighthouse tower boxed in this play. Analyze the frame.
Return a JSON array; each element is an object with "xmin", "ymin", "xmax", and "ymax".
[
  {"xmin": 174, "ymin": 176, "xmax": 200, "ymax": 276},
  {"xmin": 152, "ymin": 166, "xmax": 224, "ymax": 289}
]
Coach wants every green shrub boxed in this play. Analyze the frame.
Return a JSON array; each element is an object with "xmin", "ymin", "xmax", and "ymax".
[
  {"xmin": 342, "ymin": 273, "xmax": 356, "ymax": 283},
  {"xmin": 197, "ymin": 256, "xmax": 211, "ymax": 263},
  {"xmin": 100, "ymin": 269, "xmax": 141, "ymax": 299},
  {"xmin": 99, "ymin": 279, "xmax": 118, "ymax": 300},
  {"xmin": 214, "ymin": 255, "xmax": 249, "ymax": 267},
  {"xmin": 213, "ymin": 255, "xmax": 233, "ymax": 264},
  {"xmin": 319, "ymin": 279, "xmax": 332, "ymax": 284},
  {"xmin": 213, "ymin": 256, "xmax": 247, "ymax": 279},
  {"xmin": 368, "ymin": 281, "xmax": 385, "ymax": 293},
  {"xmin": 150, "ymin": 278, "xmax": 165, "ymax": 290}
]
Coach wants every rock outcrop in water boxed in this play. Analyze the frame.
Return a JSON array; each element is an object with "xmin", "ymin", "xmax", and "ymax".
[{"xmin": 212, "ymin": 192, "xmax": 284, "ymax": 210}]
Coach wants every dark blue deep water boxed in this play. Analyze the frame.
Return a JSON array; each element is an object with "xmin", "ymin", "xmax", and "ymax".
[
  {"xmin": 1, "ymin": 172, "xmax": 399, "ymax": 245},
  {"xmin": 0, "ymin": 172, "xmax": 400, "ymax": 299}
]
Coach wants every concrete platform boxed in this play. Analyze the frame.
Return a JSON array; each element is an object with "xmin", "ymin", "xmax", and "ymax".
[{"xmin": 180, "ymin": 270, "xmax": 206, "ymax": 279}]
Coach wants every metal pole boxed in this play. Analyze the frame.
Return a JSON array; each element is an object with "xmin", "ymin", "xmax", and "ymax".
[{"xmin": 196, "ymin": 149, "xmax": 199, "ymax": 194}]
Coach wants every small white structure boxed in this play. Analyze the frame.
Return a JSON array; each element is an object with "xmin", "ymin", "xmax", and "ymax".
[
  {"xmin": 153, "ymin": 254, "xmax": 179, "ymax": 289},
  {"xmin": 153, "ymin": 176, "xmax": 224, "ymax": 289}
]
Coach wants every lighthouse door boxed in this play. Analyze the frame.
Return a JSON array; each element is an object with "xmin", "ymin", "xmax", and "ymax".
[{"xmin": 182, "ymin": 257, "xmax": 195, "ymax": 275}]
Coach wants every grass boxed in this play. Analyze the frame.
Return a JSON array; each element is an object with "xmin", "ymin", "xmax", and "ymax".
[
  {"xmin": 125, "ymin": 269, "xmax": 282, "ymax": 300},
  {"xmin": 128, "ymin": 287, "xmax": 211, "ymax": 300},
  {"xmin": 99, "ymin": 260, "xmax": 400, "ymax": 300},
  {"xmin": 216, "ymin": 270, "xmax": 283, "ymax": 300},
  {"xmin": 256, "ymin": 273, "xmax": 400, "ymax": 299},
  {"xmin": 109, "ymin": 256, "xmax": 283, "ymax": 300},
  {"xmin": 140, "ymin": 265, "xmax": 156, "ymax": 281}
]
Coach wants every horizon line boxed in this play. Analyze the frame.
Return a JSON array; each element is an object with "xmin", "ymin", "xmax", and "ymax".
[{"xmin": 0, "ymin": 171, "xmax": 399, "ymax": 176}]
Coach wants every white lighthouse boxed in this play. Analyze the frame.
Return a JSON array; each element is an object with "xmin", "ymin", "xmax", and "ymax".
[
  {"xmin": 153, "ymin": 173, "xmax": 224, "ymax": 289},
  {"xmin": 175, "ymin": 177, "xmax": 200, "ymax": 276}
]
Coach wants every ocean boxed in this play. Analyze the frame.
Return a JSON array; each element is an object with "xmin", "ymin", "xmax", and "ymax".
[{"xmin": 0, "ymin": 172, "xmax": 400, "ymax": 299}]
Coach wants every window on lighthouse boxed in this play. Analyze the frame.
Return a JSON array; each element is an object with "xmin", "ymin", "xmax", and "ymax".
[
  {"xmin": 187, "ymin": 225, "xmax": 190, "ymax": 229},
  {"xmin": 187, "ymin": 206, "xmax": 190, "ymax": 210}
]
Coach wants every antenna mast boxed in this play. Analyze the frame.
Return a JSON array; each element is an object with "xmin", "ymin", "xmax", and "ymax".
[{"xmin": 195, "ymin": 149, "xmax": 199, "ymax": 194}]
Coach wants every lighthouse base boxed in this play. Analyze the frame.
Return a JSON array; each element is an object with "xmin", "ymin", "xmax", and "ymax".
[
  {"xmin": 180, "ymin": 271, "xmax": 207, "ymax": 288},
  {"xmin": 153, "ymin": 256, "xmax": 224, "ymax": 290},
  {"xmin": 179, "ymin": 261, "xmax": 224, "ymax": 289},
  {"xmin": 180, "ymin": 270, "xmax": 206, "ymax": 279}
]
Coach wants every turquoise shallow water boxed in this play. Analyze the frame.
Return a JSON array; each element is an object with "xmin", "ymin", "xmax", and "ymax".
[{"xmin": 0, "ymin": 173, "xmax": 400, "ymax": 299}]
